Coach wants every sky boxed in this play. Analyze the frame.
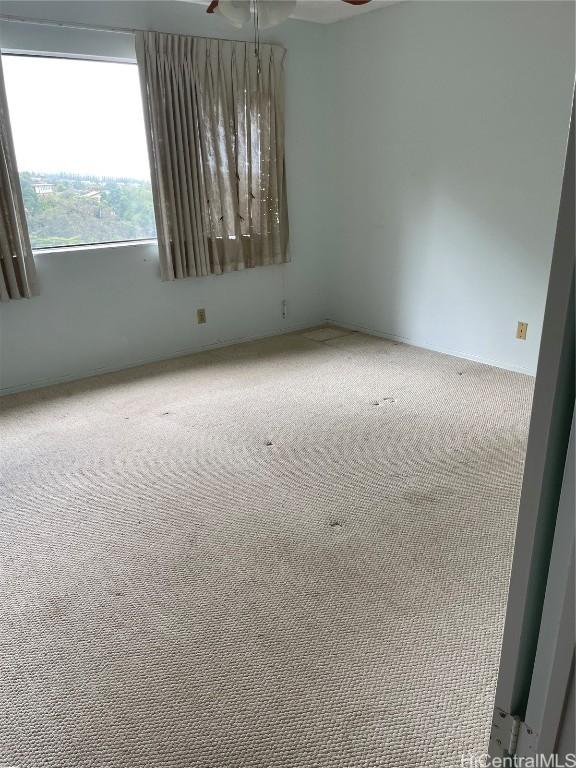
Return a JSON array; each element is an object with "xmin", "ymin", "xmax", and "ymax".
[{"xmin": 3, "ymin": 55, "xmax": 152, "ymax": 180}]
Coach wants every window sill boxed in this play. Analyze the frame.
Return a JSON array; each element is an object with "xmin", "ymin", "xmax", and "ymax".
[{"xmin": 33, "ymin": 239, "xmax": 158, "ymax": 256}]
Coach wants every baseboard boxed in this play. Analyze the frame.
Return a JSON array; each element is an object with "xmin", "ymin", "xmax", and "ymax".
[
  {"xmin": 326, "ymin": 318, "xmax": 536, "ymax": 377},
  {"xmin": 0, "ymin": 319, "xmax": 322, "ymax": 396},
  {"xmin": 1, "ymin": 317, "xmax": 534, "ymax": 396}
]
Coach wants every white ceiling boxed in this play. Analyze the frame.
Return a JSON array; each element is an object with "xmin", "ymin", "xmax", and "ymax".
[
  {"xmin": 189, "ymin": 0, "xmax": 400, "ymax": 25},
  {"xmin": 290, "ymin": 0, "xmax": 399, "ymax": 24}
]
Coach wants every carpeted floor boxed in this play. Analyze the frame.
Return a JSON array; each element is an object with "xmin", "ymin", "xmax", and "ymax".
[{"xmin": 0, "ymin": 328, "xmax": 533, "ymax": 768}]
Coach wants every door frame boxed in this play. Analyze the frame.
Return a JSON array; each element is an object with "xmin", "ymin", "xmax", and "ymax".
[
  {"xmin": 515, "ymin": 415, "xmax": 575, "ymax": 759},
  {"xmin": 488, "ymin": 93, "xmax": 575, "ymax": 761}
]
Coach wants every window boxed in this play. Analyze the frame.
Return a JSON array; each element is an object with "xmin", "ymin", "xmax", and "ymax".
[{"xmin": 3, "ymin": 54, "xmax": 157, "ymax": 250}]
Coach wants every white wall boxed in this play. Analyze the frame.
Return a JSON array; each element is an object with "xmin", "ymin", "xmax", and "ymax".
[
  {"xmin": 323, "ymin": 1, "xmax": 574, "ymax": 374},
  {"xmin": 0, "ymin": 1, "xmax": 330, "ymax": 394}
]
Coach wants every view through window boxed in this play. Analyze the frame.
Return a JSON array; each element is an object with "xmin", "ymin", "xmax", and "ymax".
[{"xmin": 3, "ymin": 54, "xmax": 157, "ymax": 249}]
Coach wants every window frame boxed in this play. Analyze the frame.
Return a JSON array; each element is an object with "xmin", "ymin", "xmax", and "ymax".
[{"xmin": 3, "ymin": 49, "xmax": 159, "ymax": 254}]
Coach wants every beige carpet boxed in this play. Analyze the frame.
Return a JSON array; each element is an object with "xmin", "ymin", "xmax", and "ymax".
[{"xmin": 0, "ymin": 329, "xmax": 533, "ymax": 768}]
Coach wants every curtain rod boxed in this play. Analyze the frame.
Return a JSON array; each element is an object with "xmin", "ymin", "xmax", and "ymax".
[{"xmin": 0, "ymin": 13, "xmax": 286, "ymax": 49}]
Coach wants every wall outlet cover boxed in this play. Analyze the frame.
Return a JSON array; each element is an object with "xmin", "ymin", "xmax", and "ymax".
[{"xmin": 516, "ymin": 321, "xmax": 528, "ymax": 340}]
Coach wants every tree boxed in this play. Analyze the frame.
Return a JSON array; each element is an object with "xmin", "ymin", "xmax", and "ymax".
[{"xmin": 19, "ymin": 172, "xmax": 39, "ymax": 215}]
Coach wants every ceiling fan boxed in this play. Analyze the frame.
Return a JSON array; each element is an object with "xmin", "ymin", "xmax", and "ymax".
[{"xmin": 206, "ymin": 0, "xmax": 372, "ymax": 29}]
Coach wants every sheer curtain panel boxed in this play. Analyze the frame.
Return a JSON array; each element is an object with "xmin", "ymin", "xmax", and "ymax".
[
  {"xmin": 0, "ymin": 54, "xmax": 38, "ymax": 302},
  {"xmin": 136, "ymin": 32, "xmax": 288, "ymax": 280}
]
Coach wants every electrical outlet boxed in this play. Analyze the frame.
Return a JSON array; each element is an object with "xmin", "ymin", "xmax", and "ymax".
[
  {"xmin": 197, "ymin": 308, "xmax": 207, "ymax": 325},
  {"xmin": 516, "ymin": 321, "xmax": 528, "ymax": 340},
  {"xmin": 281, "ymin": 299, "xmax": 287, "ymax": 320}
]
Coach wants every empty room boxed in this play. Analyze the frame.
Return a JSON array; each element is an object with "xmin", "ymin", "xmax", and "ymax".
[{"xmin": 0, "ymin": 1, "xmax": 574, "ymax": 767}]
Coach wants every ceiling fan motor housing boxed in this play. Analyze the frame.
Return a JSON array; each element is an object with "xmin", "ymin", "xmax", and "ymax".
[{"xmin": 207, "ymin": 0, "xmax": 374, "ymax": 19}]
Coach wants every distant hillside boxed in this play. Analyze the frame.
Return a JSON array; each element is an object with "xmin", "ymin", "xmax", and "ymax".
[{"xmin": 19, "ymin": 171, "xmax": 156, "ymax": 249}]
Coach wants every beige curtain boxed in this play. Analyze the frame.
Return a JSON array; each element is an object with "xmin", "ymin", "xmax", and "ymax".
[
  {"xmin": 0, "ymin": 54, "xmax": 38, "ymax": 301},
  {"xmin": 136, "ymin": 32, "xmax": 288, "ymax": 280}
]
